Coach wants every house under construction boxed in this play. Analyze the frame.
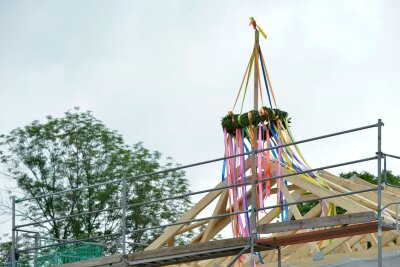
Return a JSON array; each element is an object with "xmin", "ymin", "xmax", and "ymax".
[{"xmin": 8, "ymin": 19, "xmax": 400, "ymax": 267}]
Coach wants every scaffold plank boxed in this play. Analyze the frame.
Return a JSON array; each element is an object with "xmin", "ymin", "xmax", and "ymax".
[
  {"xmin": 258, "ymin": 221, "xmax": 395, "ymax": 247},
  {"xmin": 128, "ymin": 237, "xmax": 274, "ymax": 266},
  {"xmin": 258, "ymin": 211, "xmax": 377, "ymax": 234}
]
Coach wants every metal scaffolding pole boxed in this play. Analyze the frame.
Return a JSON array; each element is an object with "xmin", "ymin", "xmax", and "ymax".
[
  {"xmin": 11, "ymin": 196, "xmax": 16, "ymax": 267},
  {"xmin": 377, "ymin": 119, "xmax": 383, "ymax": 267},
  {"xmin": 278, "ymin": 246, "xmax": 282, "ymax": 267},
  {"xmin": 34, "ymin": 233, "xmax": 38, "ymax": 267},
  {"xmin": 121, "ymin": 177, "xmax": 127, "ymax": 266},
  {"xmin": 250, "ymin": 148, "xmax": 257, "ymax": 267}
]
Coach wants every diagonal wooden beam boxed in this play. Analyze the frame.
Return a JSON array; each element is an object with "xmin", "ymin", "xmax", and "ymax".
[
  {"xmin": 190, "ymin": 180, "xmax": 292, "ymax": 244},
  {"xmin": 147, "ymin": 158, "xmax": 255, "ymax": 250},
  {"xmin": 319, "ymin": 171, "xmax": 396, "ymax": 218},
  {"xmin": 324, "ymin": 234, "xmax": 363, "ymax": 255},
  {"xmin": 266, "ymin": 160, "xmax": 373, "ymax": 214},
  {"xmin": 190, "ymin": 187, "xmax": 252, "ymax": 244},
  {"xmin": 176, "ymin": 221, "xmax": 208, "ymax": 235},
  {"xmin": 200, "ymin": 190, "xmax": 229, "ymax": 242},
  {"xmin": 146, "ymin": 181, "xmax": 225, "ymax": 250}
]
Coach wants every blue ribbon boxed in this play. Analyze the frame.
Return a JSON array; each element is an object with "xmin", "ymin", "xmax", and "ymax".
[
  {"xmin": 255, "ymin": 233, "xmax": 265, "ymax": 264},
  {"xmin": 221, "ymin": 159, "xmax": 226, "ymax": 181},
  {"xmin": 259, "ymin": 46, "xmax": 273, "ymax": 109}
]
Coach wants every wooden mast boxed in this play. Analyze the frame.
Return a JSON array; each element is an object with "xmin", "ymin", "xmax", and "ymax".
[{"xmin": 253, "ymin": 30, "xmax": 259, "ymax": 111}]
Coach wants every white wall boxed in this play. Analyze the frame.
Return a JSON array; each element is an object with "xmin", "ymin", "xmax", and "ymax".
[{"xmin": 305, "ymin": 251, "xmax": 400, "ymax": 267}]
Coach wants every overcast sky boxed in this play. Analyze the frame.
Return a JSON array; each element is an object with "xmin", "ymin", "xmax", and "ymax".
[{"xmin": 1, "ymin": 0, "xmax": 399, "ymax": 236}]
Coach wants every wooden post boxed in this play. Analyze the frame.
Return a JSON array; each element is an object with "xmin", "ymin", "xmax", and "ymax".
[
  {"xmin": 253, "ymin": 30, "xmax": 259, "ymax": 111},
  {"xmin": 250, "ymin": 28, "xmax": 260, "ymax": 267}
]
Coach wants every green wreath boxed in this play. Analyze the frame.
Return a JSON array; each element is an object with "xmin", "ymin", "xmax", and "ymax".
[{"xmin": 221, "ymin": 107, "xmax": 289, "ymax": 135}]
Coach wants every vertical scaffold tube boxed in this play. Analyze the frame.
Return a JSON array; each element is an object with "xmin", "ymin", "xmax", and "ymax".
[
  {"xmin": 250, "ymin": 148, "xmax": 257, "ymax": 267},
  {"xmin": 121, "ymin": 178, "xmax": 127, "ymax": 266},
  {"xmin": 11, "ymin": 196, "xmax": 16, "ymax": 267},
  {"xmin": 377, "ymin": 119, "xmax": 383, "ymax": 267}
]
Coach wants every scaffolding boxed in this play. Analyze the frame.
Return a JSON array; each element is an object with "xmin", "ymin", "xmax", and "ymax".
[{"xmin": 6, "ymin": 119, "xmax": 400, "ymax": 267}]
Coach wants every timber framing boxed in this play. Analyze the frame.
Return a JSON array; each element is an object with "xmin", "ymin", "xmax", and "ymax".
[
  {"xmin": 55, "ymin": 168, "xmax": 400, "ymax": 267},
  {"xmin": 139, "ymin": 162, "xmax": 400, "ymax": 266}
]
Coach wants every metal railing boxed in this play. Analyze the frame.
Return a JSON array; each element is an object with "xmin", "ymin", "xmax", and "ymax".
[{"xmin": 7, "ymin": 119, "xmax": 400, "ymax": 267}]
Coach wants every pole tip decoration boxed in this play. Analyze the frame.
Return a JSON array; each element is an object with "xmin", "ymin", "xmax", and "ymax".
[{"xmin": 249, "ymin": 17, "xmax": 267, "ymax": 39}]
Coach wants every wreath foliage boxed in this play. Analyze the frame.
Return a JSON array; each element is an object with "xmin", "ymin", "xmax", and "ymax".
[{"xmin": 221, "ymin": 107, "xmax": 289, "ymax": 135}]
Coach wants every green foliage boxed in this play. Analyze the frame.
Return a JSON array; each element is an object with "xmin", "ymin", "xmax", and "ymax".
[
  {"xmin": 0, "ymin": 108, "xmax": 191, "ymax": 254},
  {"xmin": 296, "ymin": 196, "xmax": 346, "ymax": 217},
  {"xmin": 297, "ymin": 197, "xmax": 318, "ymax": 217},
  {"xmin": 221, "ymin": 107, "xmax": 289, "ymax": 135},
  {"xmin": 0, "ymin": 235, "xmax": 11, "ymax": 263},
  {"xmin": 339, "ymin": 170, "xmax": 400, "ymax": 187},
  {"xmin": 339, "ymin": 171, "xmax": 377, "ymax": 184},
  {"xmin": 0, "ymin": 234, "xmax": 34, "ymax": 265}
]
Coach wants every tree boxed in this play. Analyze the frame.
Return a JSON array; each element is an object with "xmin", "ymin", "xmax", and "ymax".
[
  {"xmin": 340, "ymin": 170, "xmax": 400, "ymax": 187},
  {"xmin": 0, "ymin": 235, "xmax": 11, "ymax": 263},
  {"xmin": 0, "ymin": 108, "xmax": 191, "ymax": 254}
]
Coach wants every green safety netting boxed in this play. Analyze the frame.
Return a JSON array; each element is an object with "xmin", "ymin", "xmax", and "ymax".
[
  {"xmin": 2, "ymin": 238, "xmax": 104, "ymax": 267},
  {"xmin": 35, "ymin": 241, "xmax": 104, "ymax": 266}
]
